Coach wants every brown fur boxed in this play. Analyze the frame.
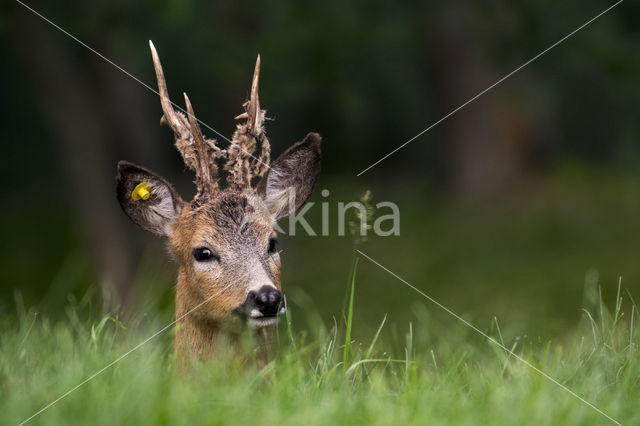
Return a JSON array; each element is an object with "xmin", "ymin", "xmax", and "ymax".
[{"xmin": 170, "ymin": 192, "xmax": 281, "ymax": 356}]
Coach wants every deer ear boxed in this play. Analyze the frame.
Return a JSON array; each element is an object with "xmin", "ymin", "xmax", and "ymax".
[
  {"xmin": 257, "ymin": 133, "xmax": 321, "ymax": 220},
  {"xmin": 116, "ymin": 161, "xmax": 184, "ymax": 236}
]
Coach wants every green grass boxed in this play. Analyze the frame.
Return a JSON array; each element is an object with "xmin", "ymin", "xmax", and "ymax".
[{"xmin": 2, "ymin": 266, "xmax": 639, "ymax": 426}]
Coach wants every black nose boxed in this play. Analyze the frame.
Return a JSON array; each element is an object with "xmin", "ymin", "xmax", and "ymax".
[{"xmin": 251, "ymin": 285, "xmax": 283, "ymax": 316}]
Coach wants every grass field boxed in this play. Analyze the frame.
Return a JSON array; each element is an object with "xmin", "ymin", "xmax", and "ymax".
[{"xmin": 2, "ymin": 269, "xmax": 638, "ymax": 425}]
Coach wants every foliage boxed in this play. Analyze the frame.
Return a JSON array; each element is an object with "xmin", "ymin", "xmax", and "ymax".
[{"xmin": 2, "ymin": 271, "xmax": 639, "ymax": 425}]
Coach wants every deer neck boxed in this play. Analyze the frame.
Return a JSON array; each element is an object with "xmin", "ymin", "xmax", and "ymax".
[
  {"xmin": 173, "ymin": 269, "xmax": 272, "ymax": 364},
  {"xmin": 174, "ymin": 270, "xmax": 220, "ymax": 358}
]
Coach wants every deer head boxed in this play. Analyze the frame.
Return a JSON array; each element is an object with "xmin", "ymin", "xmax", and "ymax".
[{"xmin": 116, "ymin": 42, "xmax": 321, "ymax": 357}]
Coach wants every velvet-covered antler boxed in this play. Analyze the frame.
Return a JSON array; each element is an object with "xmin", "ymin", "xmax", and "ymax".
[
  {"xmin": 226, "ymin": 55, "xmax": 271, "ymax": 191},
  {"xmin": 150, "ymin": 41, "xmax": 224, "ymax": 198},
  {"xmin": 150, "ymin": 42, "xmax": 270, "ymax": 197}
]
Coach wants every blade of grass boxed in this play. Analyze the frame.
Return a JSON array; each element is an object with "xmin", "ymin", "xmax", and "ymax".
[
  {"xmin": 361, "ymin": 315, "xmax": 388, "ymax": 380},
  {"xmin": 405, "ymin": 322, "xmax": 413, "ymax": 381},
  {"xmin": 430, "ymin": 349, "xmax": 438, "ymax": 371},
  {"xmin": 581, "ymin": 308, "xmax": 599, "ymax": 347},
  {"xmin": 501, "ymin": 341, "xmax": 519, "ymax": 376},
  {"xmin": 494, "ymin": 317, "xmax": 505, "ymax": 347},
  {"xmin": 345, "ymin": 358, "xmax": 407, "ymax": 378},
  {"xmin": 364, "ymin": 314, "xmax": 387, "ymax": 360},
  {"xmin": 284, "ymin": 295, "xmax": 297, "ymax": 353},
  {"xmin": 343, "ymin": 256, "xmax": 358, "ymax": 373}
]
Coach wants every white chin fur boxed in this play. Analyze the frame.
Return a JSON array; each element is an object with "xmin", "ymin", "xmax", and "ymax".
[{"xmin": 247, "ymin": 316, "xmax": 278, "ymax": 328}]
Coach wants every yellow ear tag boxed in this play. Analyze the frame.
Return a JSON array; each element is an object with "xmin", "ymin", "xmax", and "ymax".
[{"xmin": 131, "ymin": 182, "xmax": 152, "ymax": 201}]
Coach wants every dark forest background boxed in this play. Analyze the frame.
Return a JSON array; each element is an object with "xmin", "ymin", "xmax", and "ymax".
[{"xmin": 2, "ymin": 0, "xmax": 640, "ymax": 338}]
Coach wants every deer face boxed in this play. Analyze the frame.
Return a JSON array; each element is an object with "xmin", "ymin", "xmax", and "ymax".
[
  {"xmin": 170, "ymin": 192, "xmax": 283, "ymax": 326},
  {"xmin": 115, "ymin": 42, "xmax": 320, "ymax": 332},
  {"xmin": 116, "ymin": 132, "xmax": 320, "ymax": 327}
]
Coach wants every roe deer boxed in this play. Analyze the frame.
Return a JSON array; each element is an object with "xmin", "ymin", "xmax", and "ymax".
[{"xmin": 116, "ymin": 41, "xmax": 321, "ymax": 361}]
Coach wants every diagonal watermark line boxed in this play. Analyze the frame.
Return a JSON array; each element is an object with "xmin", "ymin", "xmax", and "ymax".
[
  {"xmin": 20, "ymin": 246, "xmax": 286, "ymax": 423},
  {"xmin": 356, "ymin": 249, "xmax": 622, "ymax": 426},
  {"xmin": 17, "ymin": 281, "xmax": 237, "ymax": 426},
  {"xmin": 15, "ymin": 0, "xmax": 280, "ymax": 176},
  {"xmin": 14, "ymin": 0, "xmax": 230, "ymax": 144},
  {"xmin": 356, "ymin": 0, "xmax": 624, "ymax": 177}
]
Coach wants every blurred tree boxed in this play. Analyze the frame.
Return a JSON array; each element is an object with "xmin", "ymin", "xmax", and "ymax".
[
  {"xmin": 429, "ymin": 0, "xmax": 536, "ymax": 199},
  {"xmin": 3, "ymin": 0, "xmax": 640, "ymax": 310},
  {"xmin": 13, "ymin": 13, "xmax": 140, "ymax": 306}
]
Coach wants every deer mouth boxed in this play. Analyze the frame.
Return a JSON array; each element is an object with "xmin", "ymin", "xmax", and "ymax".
[
  {"xmin": 233, "ymin": 288, "xmax": 287, "ymax": 328},
  {"xmin": 245, "ymin": 305, "xmax": 287, "ymax": 328}
]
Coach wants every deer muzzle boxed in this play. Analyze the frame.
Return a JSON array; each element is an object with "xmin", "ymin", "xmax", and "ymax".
[{"xmin": 234, "ymin": 285, "xmax": 286, "ymax": 328}]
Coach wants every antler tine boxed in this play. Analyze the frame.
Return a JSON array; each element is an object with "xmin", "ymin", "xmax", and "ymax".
[
  {"xmin": 248, "ymin": 54, "xmax": 270, "ymax": 180},
  {"xmin": 248, "ymin": 54, "xmax": 261, "ymax": 131},
  {"xmin": 234, "ymin": 55, "xmax": 261, "ymax": 130},
  {"xmin": 183, "ymin": 93, "xmax": 216, "ymax": 195},
  {"xmin": 149, "ymin": 41, "xmax": 186, "ymax": 136}
]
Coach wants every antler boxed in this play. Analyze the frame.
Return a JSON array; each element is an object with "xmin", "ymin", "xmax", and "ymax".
[
  {"xmin": 150, "ymin": 42, "xmax": 271, "ymax": 196},
  {"xmin": 226, "ymin": 55, "xmax": 271, "ymax": 191},
  {"xmin": 149, "ymin": 41, "xmax": 224, "ymax": 197}
]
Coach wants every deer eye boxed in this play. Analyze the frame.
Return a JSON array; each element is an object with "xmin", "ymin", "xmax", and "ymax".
[
  {"xmin": 193, "ymin": 247, "xmax": 218, "ymax": 262},
  {"xmin": 268, "ymin": 238, "xmax": 278, "ymax": 254}
]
